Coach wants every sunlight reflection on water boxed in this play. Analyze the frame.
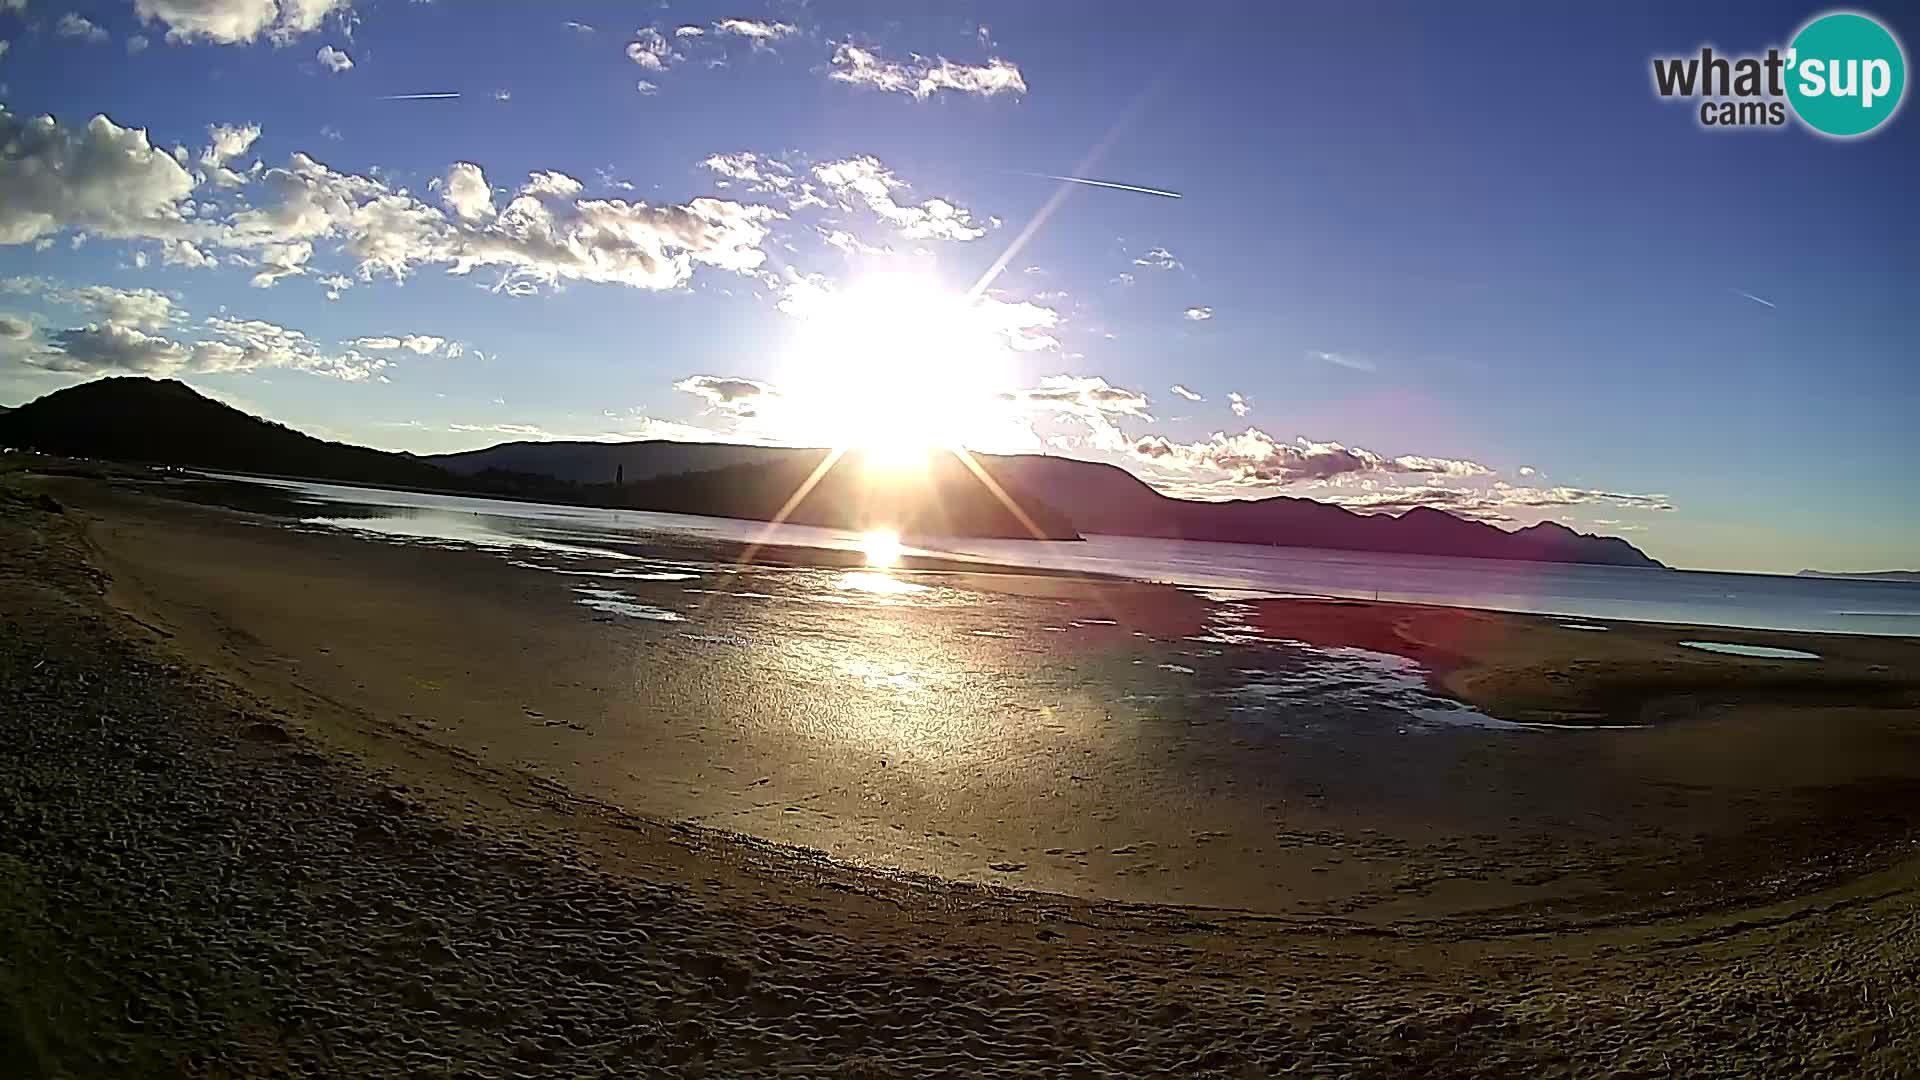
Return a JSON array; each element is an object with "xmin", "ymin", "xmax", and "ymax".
[
  {"xmin": 838, "ymin": 571, "xmax": 927, "ymax": 596},
  {"xmin": 277, "ymin": 494, "xmax": 1632, "ymax": 737}
]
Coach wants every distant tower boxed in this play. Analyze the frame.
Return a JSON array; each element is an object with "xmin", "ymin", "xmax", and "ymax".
[{"xmin": 616, "ymin": 464, "xmax": 625, "ymax": 486}]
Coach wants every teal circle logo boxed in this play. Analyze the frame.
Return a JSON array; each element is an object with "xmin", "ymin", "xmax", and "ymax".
[{"xmin": 1787, "ymin": 11, "xmax": 1907, "ymax": 137}]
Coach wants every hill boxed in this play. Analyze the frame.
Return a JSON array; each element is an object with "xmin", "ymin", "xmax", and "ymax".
[
  {"xmin": 0, "ymin": 379, "xmax": 1078, "ymax": 540},
  {"xmin": 1797, "ymin": 569, "xmax": 1920, "ymax": 583},
  {"xmin": 433, "ymin": 438, "xmax": 1663, "ymax": 568},
  {"xmin": 977, "ymin": 454, "xmax": 1660, "ymax": 567},
  {"xmin": 0, "ymin": 377, "xmax": 454, "ymax": 488},
  {"xmin": 607, "ymin": 450, "xmax": 1077, "ymax": 540},
  {"xmin": 432, "ymin": 440, "xmax": 791, "ymax": 485},
  {"xmin": 4, "ymin": 378, "xmax": 1663, "ymax": 564}
]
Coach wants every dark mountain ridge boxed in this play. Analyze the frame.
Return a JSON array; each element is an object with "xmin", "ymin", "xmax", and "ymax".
[
  {"xmin": 0, "ymin": 378, "xmax": 1076, "ymax": 540},
  {"xmin": 1797, "ymin": 569, "xmax": 1920, "ymax": 583},
  {"xmin": 3, "ymin": 377, "xmax": 1664, "ymax": 566},
  {"xmin": 433, "ymin": 436, "xmax": 1664, "ymax": 568}
]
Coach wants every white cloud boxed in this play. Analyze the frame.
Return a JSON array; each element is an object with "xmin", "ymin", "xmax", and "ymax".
[
  {"xmin": 712, "ymin": 18, "xmax": 796, "ymax": 47},
  {"xmin": 1228, "ymin": 392, "xmax": 1250, "ymax": 416},
  {"xmin": 819, "ymin": 228, "xmax": 887, "ymax": 256},
  {"xmin": 673, "ymin": 25, "xmax": 703, "ymax": 38},
  {"xmin": 216, "ymin": 153, "xmax": 454, "ymax": 278},
  {"xmin": 1518, "ymin": 465, "xmax": 1537, "ymax": 477},
  {"xmin": 563, "ymin": 20, "xmax": 594, "ymax": 35},
  {"xmin": 812, "ymin": 156, "xmax": 985, "ymax": 242},
  {"xmin": 675, "ymin": 374, "xmax": 777, "ymax": 417},
  {"xmin": 1319, "ymin": 482, "xmax": 1672, "ymax": 522},
  {"xmin": 1112, "ymin": 272, "xmax": 1135, "ymax": 286},
  {"xmin": 271, "ymin": 0, "xmax": 346, "ymax": 42},
  {"xmin": 492, "ymin": 88, "xmax": 511, "ymax": 102},
  {"xmin": 353, "ymin": 333, "xmax": 445, "ymax": 355},
  {"xmin": 1390, "ymin": 455, "xmax": 1493, "ymax": 478},
  {"xmin": 23, "ymin": 311, "xmax": 383, "ymax": 381},
  {"xmin": 161, "ymin": 237, "xmax": 216, "ymax": 268},
  {"xmin": 635, "ymin": 80, "xmax": 658, "ymax": 95},
  {"xmin": 315, "ymin": 44, "xmax": 351, "ymax": 73},
  {"xmin": 64, "ymin": 285, "xmax": 175, "ymax": 328},
  {"xmin": 0, "ymin": 315, "xmax": 33, "ymax": 341},
  {"xmin": 0, "ymin": 277, "xmax": 181, "ymax": 329},
  {"xmin": 626, "ymin": 27, "xmax": 681, "ymax": 71},
  {"xmin": 1131, "ymin": 427, "xmax": 1497, "ymax": 489},
  {"xmin": 828, "ymin": 43, "xmax": 1026, "ymax": 100},
  {"xmin": 0, "ymin": 109, "xmax": 197, "ymax": 246},
  {"xmin": 437, "ymin": 160, "xmax": 494, "ymax": 222},
  {"xmin": 1004, "ymin": 375, "xmax": 1150, "ymax": 419},
  {"xmin": 974, "ymin": 297, "xmax": 1059, "ymax": 352},
  {"xmin": 1316, "ymin": 485, "xmax": 1512, "ymax": 522},
  {"xmin": 449, "ymin": 414, "xmax": 725, "ymax": 444},
  {"xmin": 0, "ymin": 41, "xmax": 9, "ymax": 61},
  {"xmin": 248, "ymin": 240, "xmax": 312, "ymax": 287},
  {"xmin": 3, "ymin": 109, "xmax": 783, "ymax": 302},
  {"xmin": 201, "ymin": 122, "xmax": 261, "ymax": 169},
  {"xmin": 1133, "ymin": 246, "xmax": 1180, "ymax": 270},
  {"xmin": 1169, "ymin": 384, "xmax": 1202, "ymax": 401},
  {"xmin": 56, "ymin": 13, "xmax": 110, "ymax": 43},
  {"xmin": 31, "ymin": 322, "xmax": 190, "ymax": 374},
  {"xmin": 133, "ymin": 0, "xmax": 349, "ymax": 46},
  {"xmin": 1485, "ymin": 482, "xmax": 1674, "ymax": 512},
  {"xmin": 519, "ymin": 170, "xmax": 583, "ymax": 199},
  {"xmin": 1183, "ymin": 306, "xmax": 1213, "ymax": 321},
  {"xmin": 701, "ymin": 151, "xmax": 793, "ymax": 193},
  {"xmin": 1134, "ymin": 430, "xmax": 1370, "ymax": 484},
  {"xmin": 999, "ymin": 375, "xmax": 1152, "ymax": 451},
  {"xmin": 200, "ymin": 314, "xmax": 384, "ymax": 379},
  {"xmin": 127, "ymin": 34, "xmax": 151, "ymax": 53},
  {"xmin": 444, "ymin": 165, "xmax": 781, "ymax": 291}
]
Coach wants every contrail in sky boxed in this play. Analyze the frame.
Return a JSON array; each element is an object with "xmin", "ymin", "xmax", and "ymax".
[
  {"xmin": 380, "ymin": 92, "xmax": 462, "ymax": 100},
  {"xmin": 1034, "ymin": 173, "xmax": 1183, "ymax": 199},
  {"xmin": 1733, "ymin": 288, "xmax": 1777, "ymax": 309}
]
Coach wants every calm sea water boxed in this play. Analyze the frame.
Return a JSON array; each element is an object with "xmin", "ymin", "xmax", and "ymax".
[{"xmin": 203, "ymin": 474, "xmax": 1920, "ymax": 637}]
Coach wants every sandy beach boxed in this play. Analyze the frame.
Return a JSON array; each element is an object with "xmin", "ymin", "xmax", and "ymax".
[{"xmin": 6, "ymin": 467, "xmax": 1920, "ymax": 1076}]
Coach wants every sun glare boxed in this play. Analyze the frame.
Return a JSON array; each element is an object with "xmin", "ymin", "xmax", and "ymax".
[
  {"xmin": 859, "ymin": 528, "xmax": 903, "ymax": 568},
  {"xmin": 778, "ymin": 276, "xmax": 1015, "ymax": 461}
]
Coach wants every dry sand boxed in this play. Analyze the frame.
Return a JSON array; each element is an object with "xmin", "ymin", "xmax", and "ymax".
[{"xmin": 5, "ymin": 468, "xmax": 1920, "ymax": 1076}]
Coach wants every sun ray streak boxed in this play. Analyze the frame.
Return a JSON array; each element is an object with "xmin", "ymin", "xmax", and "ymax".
[
  {"xmin": 951, "ymin": 447, "xmax": 1048, "ymax": 542},
  {"xmin": 737, "ymin": 447, "xmax": 846, "ymax": 566},
  {"xmin": 688, "ymin": 446, "xmax": 848, "ymax": 623},
  {"xmin": 968, "ymin": 77, "xmax": 1171, "ymax": 302},
  {"xmin": 950, "ymin": 448, "xmax": 1128, "ymax": 622}
]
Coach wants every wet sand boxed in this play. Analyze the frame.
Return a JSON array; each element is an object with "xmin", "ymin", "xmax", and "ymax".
[
  {"xmin": 58, "ymin": 474, "xmax": 1920, "ymax": 924},
  {"xmin": 6, "ymin": 468, "xmax": 1920, "ymax": 1075}
]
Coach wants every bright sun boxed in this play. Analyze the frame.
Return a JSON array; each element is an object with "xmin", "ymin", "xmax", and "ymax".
[
  {"xmin": 776, "ymin": 276, "xmax": 1015, "ymax": 467},
  {"xmin": 858, "ymin": 528, "xmax": 902, "ymax": 568}
]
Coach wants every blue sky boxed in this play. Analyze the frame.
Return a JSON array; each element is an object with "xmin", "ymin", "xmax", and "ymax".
[{"xmin": 0, "ymin": 0, "xmax": 1914, "ymax": 573}]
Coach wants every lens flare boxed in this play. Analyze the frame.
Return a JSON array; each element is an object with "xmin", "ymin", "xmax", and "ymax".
[{"xmin": 859, "ymin": 528, "xmax": 902, "ymax": 568}]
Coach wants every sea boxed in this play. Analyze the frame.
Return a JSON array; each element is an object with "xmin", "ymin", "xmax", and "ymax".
[{"xmin": 200, "ymin": 473, "xmax": 1920, "ymax": 637}]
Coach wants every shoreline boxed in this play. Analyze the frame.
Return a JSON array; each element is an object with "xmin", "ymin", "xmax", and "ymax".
[
  {"xmin": 43, "ymin": 471, "xmax": 1920, "ymax": 920},
  {"xmin": 6, "ymin": 470, "xmax": 1920, "ymax": 1074}
]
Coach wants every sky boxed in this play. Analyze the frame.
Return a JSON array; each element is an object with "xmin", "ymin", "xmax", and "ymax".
[{"xmin": 0, "ymin": 0, "xmax": 1914, "ymax": 574}]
